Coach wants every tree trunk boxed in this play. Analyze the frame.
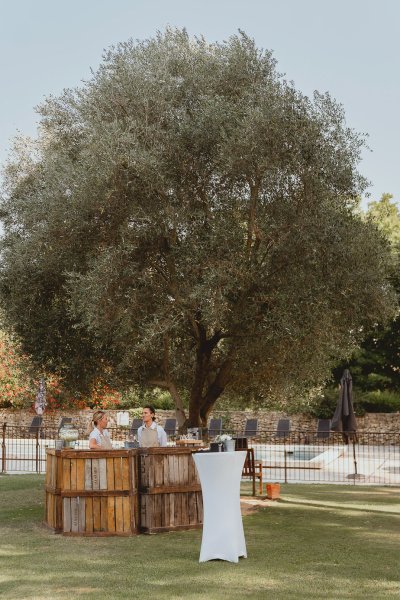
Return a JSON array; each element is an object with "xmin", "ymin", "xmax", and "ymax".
[
  {"xmin": 188, "ymin": 328, "xmax": 222, "ymax": 427},
  {"xmin": 199, "ymin": 359, "xmax": 233, "ymax": 425},
  {"xmin": 168, "ymin": 381, "xmax": 187, "ymax": 428}
]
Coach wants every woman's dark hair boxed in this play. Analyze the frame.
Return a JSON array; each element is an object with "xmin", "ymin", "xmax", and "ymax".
[{"xmin": 143, "ymin": 405, "xmax": 156, "ymax": 421}]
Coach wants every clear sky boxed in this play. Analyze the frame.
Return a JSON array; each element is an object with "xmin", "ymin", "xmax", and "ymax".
[{"xmin": 1, "ymin": 0, "xmax": 399, "ymax": 206}]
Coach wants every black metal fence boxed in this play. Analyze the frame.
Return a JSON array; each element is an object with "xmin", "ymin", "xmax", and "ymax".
[{"xmin": 1, "ymin": 423, "xmax": 399, "ymax": 486}]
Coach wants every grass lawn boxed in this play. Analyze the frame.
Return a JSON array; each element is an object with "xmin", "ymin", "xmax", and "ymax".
[{"xmin": 0, "ymin": 476, "xmax": 399, "ymax": 600}]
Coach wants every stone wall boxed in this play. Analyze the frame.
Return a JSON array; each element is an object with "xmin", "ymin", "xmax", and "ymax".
[{"xmin": 1, "ymin": 407, "xmax": 399, "ymax": 434}]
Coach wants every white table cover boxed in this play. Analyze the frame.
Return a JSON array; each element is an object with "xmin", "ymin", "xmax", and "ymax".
[{"xmin": 194, "ymin": 451, "xmax": 247, "ymax": 563}]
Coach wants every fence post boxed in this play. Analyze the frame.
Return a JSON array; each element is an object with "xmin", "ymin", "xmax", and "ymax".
[
  {"xmin": 35, "ymin": 427, "xmax": 40, "ymax": 474},
  {"xmin": 2, "ymin": 422, "xmax": 6, "ymax": 473},
  {"xmin": 284, "ymin": 446, "xmax": 288, "ymax": 484}
]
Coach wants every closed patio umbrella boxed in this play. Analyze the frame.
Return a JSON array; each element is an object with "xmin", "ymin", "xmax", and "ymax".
[
  {"xmin": 331, "ymin": 369, "xmax": 363, "ymax": 479},
  {"xmin": 34, "ymin": 378, "xmax": 47, "ymax": 416},
  {"xmin": 331, "ymin": 369, "xmax": 357, "ymax": 444}
]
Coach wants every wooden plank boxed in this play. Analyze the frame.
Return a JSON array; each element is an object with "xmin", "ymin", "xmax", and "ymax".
[
  {"xmin": 61, "ymin": 490, "xmax": 129, "ymax": 498},
  {"xmin": 154, "ymin": 455, "xmax": 163, "ymax": 488},
  {"xmin": 45, "ymin": 493, "xmax": 51, "ymax": 528},
  {"xmin": 99, "ymin": 459, "xmax": 107, "ymax": 490},
  {"xmin": 85, "ymin": 459, "xmax": 92, "ymax": 490},
  {"xmin": 53, "ymin": 454, "xmax": 58, "ymax": 488},
  {"xmin": 71, "ymin": 498, "xmax": 79, "ymax": 533},
  {"xmin": 79, "ymin": 497, "xmax": 86, "ymax": 533},
  {"xmin": 100, "ymin": 497, "xmax": 108, "ymax": 532},
  {"xmin": 169, "ymin": 493, "xmax": 175, "ymax": 527},
  {"xmin": 56, "ymin": 495, "xmax": 63, "ymax": 530},
  {"xmin": 166, "ymin": 455, "xmax": 174, "ymax": 486},
  {"xmin": 92, "ymin": 459, "xmax": 100, "ymax": 490},
  {"xmin": 45, "ymin": 493, "xmax": 52, "ymax": 528},
  {"xmin": 85, "ymin": 497, "xmax": 93, "ymax": 533},
  {"xmin": 51, "ymin": 494, "xmax": 56, "ymax": 529},
  {"xmin": 76, "ymin": 459, "xmax": 85, "ymax": 490},
  {"xmin": 106, "ymin": 458, "xmax": 115, "ymax": 491},
  {"xmin": 138, "ymin": 447, "xmax": 195, "ymax": 456},
  {"xmin": 121, "ymin": 457, "xmax": 130, "ymax": 490},
  {"xmin": 143, "ymin": 523, "xmax": 201, "ymax": 534},
  {"xmin": 115, "ymin": 497, "xmax": 124, "ymax": 533},
  {"xmin": 182, "ymin": 454, "xmax": 189, "ymax": 485},
  {"xmin": 63, "ymin": 498, "xmax": 71, "ymax": 532},
  {"xmin": 63, "ymin": 531, "xmax": 131, "ymax": 537},
  {"xmin": 60, "ymin": 450, "xmax": 131, "ymax": 459},
  {"xmin": 70, "ymin": 458, "xmax": 77, "ymax": 491},
  {"xmin": 177, "ymin": 455, "xmax": 183, "ymax": 488},
  {"xmin": 153, "ymin": 494, "xmax": 160, "ymax": 529},
  {"xmin": 130, "ymin": 453, "xmax": 136, "ymax": 493},
  {"xmin": 140, "ymin": 496, "xmax": 147, "ymax": 530},
  {"xmin": 57, "ymin": 455, "xmax": 63, "ymax": 490},
  {"xmin": 131, "ymin": 492, "xmax": 138, "ymax": 533},
  {"xmin": 181, "ymin": 492, "xmax": 189, "ymax": 527},
  {"xmin": 107, "ymin": 497, "xmax": 116, "ymax": 532},
  {"xmin": 122, "ymin": 496, "xmax": 131, "ymax": 533},
  {"xmin": 140, "ymin": 455, "xmax": 148, "ymax": 488},
  {"xmin": 162, "ymin": 492, "xmax": 169, "ymax": 528},
  {"xmin": 93, "ymin": 497, "xmax": 101, "ymax": 532},
  {"xmin": 139, "ymin": 484, "xmax": 201, "ymax": 495},
  {"xmin": 196, "ymin": 491, "xmax": 203, "ymax": 523},
  {"xmin": 173, "ymin": 455, "xmax": 179, "ymax": 486},
  {"xmin": 174, "ymin": 493, "xmax": 182, "ymax": 526},
  {"xmin": 114, "ymin": 458, "xmax": 123, "ymax": 490},
  {"xmin": 45, "ymin": 455, "xmax": 51, "ymax": 486},
  {"xmin": 62, "ymin": 458, "xmax": 71, "ymax": 490},
  {"xmin": 188, "ymin": 492, "xmax": 196, "ymax": 524}
]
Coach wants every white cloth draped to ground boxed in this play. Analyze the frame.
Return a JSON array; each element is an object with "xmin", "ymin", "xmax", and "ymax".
[{"xmin": 193, "ymin": 451, "xmax": 247, "ymax": 563}]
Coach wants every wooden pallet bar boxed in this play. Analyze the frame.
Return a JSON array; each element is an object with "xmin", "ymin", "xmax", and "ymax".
[{"xmin": 44, "ymin": 446, "xmax": 203, "ymax": 536}]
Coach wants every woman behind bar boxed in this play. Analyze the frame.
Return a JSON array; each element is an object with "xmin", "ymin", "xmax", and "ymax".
[
  {"xmin": 89, "ymin": 410, "xmax": 113, "ymax": 450},
  {"xmin": 137, "ymin": 405, "xmax": 168, "ymax": 447}
]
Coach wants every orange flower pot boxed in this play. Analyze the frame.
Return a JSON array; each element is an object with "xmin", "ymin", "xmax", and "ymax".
[{"xmin": 266, "ymin": 483, "xmax": 281, "ymax": 500}]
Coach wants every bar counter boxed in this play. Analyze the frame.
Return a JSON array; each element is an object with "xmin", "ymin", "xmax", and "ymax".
[{"xmin": 44, "ymin": 447, "xmax": 203, "ymax": 536}]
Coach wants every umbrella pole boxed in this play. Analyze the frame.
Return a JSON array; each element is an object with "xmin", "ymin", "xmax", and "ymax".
[
  {"xmin": 352, "ymin": 437, "xmax": 358, "ymax": 476},
  {"xmin": 347, "ymin": 435, "xmax": 364, "ymax": 480}
]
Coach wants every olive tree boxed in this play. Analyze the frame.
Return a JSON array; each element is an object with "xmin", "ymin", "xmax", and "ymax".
[{"xmin": 0, "ymin": 29, "xmax": 396, "ymax": 426}]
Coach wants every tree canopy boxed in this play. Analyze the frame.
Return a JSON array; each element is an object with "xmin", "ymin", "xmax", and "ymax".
[
  {"xmin": 330, "ymin": 193, "xmax": 400, "ymax": 395},
  {"xmin": 0, "ymin": 29, "xmax": 396, "ymax": 426}
]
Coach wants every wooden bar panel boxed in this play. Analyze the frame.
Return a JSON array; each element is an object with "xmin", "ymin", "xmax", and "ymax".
[
  {"xmin": 138, "ymin": 447, "xmax": 203, "ymax": 534},
  {"xmin": 44, "ymin": 449, "xmax": 138, "ymax": 536}
]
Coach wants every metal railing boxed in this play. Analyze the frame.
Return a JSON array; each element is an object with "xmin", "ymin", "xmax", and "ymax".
[{"xmin": 1, "ymin": 423, "xmax": 399, "ymax": 486}]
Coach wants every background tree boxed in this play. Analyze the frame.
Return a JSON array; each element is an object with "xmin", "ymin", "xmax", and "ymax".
[
  {"xmin": 329, "ymin": 194, "xmax": 400, "ymax": 397},
  {"xmin": 0, "ymin": 29, "xmax": 396, "ymax": 427}
]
